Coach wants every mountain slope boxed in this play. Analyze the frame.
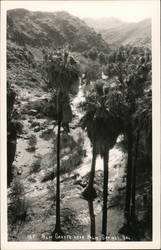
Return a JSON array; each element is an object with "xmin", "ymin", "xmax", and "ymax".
[
  {"xmin": 7, "ymin": 9, "xmax": 110, "ymax": 53},
  {"xmin": 84, "ymin": 17, "xmax": 151, "ymax": 48}
]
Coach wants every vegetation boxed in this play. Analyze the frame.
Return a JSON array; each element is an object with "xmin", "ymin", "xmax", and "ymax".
[
  {"xmin": 88, "ymin": 47, "xmax": 98, "ymax": 60},
  {"xmin": 8, "ymin": 178, "xmax": 29, "ymax": 238},
  {"xmin": 7, "ymin": 85, "xmax": 23, "ymax": 186}
]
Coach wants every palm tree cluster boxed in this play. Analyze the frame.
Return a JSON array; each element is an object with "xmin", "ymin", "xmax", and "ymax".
[
  {"xmin": 45, "ymin": 46, "xmax": 151, "ymax": 241},
  {"xmin": 79, "ymin": 79, "xmax": 122, "ymax": 240},
  {"xmin": 80, "ymin": 46, "xmax": 152, "ymax": 240},
  {"xmin": 106, "ymin": 46, "xmax": 152, "ymax": 229}
]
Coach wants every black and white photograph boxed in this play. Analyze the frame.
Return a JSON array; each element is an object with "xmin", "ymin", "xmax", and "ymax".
[{"xmin": 0, "ymin": 0, "xmax": 160, "ymax": 249}]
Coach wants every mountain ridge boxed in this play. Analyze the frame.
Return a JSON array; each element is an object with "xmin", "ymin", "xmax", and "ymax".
[
  {"xmin": 84, "ymin": 17, "xmax": 129, "ymax": 30},
  {"xmin": 84, "ymin": 17, "xmax": 151, "ymax": 48}
]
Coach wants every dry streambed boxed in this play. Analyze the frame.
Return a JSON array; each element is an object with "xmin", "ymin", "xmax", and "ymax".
[{"xmin": 8, "ymin": 87, "xmax": 127, "ymax": 241}]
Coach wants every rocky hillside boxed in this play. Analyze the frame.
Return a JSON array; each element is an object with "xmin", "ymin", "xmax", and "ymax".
[
  {"xmin": 7, "ymin": 8, "xmax": 111, "ymax": 93},
  {"xmin": 7, "ymin": 9, "xmax": 110, "ymax": 53},
  {"xmin": 84, "ymin": 18, "xmax": 151, "ymax": 48}
]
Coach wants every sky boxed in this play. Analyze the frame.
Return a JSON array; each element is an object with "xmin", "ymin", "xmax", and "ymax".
[{"xmin": 4, "ymin": 0, "xmax": 154, "ymax": 22}]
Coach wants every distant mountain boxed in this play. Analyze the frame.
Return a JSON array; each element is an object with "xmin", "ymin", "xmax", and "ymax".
[
  {"xmin": 84, "ymin": 17, "xmax": 125, "ymax": 30},
  {"xmin": 7, "ymin": 9, "xmax": 110, "ymax": 53},
  {"xmin": 84, "ymin": 17, "xmax": 151, "ymax": 48}
]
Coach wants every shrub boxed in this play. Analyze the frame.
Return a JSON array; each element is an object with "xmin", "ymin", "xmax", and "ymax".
[
  {"xmin": 40, "ymin": 128, "xmax": 54, "ymax": 141},
  {"xmin": 26, "ymin": 134, "xmax": 37, "ymax": 152},
  {"xmin": 88, "ymin": 47, "xmax": 98, "ymax": 60},
  {"xmin": 30, "ymin": 158, "xmax": 41, "ymax": 174},
  {"xmin": 8, "ymin": 178, "xmax": 29, "ymax": 230},
  {"xmin": 98, "ymin": 52, "xmax": 107, "ymax": 65},
  {"xmin": 28, "ymin": 134, "xmax": 37, "ymax": 146}
]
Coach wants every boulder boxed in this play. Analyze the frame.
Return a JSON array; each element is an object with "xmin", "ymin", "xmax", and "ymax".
[
  {"xmin": 28, "ymin": 109, "xmax": 38, "ymax": 116},
  {"xmin": 34, "ymin": 126, "xmax": 40, "ymax": 132}
]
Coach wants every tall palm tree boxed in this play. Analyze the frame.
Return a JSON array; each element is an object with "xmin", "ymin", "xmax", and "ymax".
[
  {"xmin": 80, "ymin": 80, "xmax": 122, "ymax": 240},
  {"xmin": 130, "ymin": 88, "xmax": 152, "ymax": 220},
  {"xmin": 105, "ymin": 46, "xmax": 152, "ymax": 234},
  {"xmin": 47, "ymin": 50, "xmax": 80, "ymax": 240}
]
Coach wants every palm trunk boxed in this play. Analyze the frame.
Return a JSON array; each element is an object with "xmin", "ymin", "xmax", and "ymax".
[
  {"xmin": 130, "ymin": 128, "xmax": 140, "ymax": 219},
  {"xmin": 55, "ymin": 119, "xmax": 61, "ymax": 229},
  {"xmin": 89, "ymin": 147, "xmax": 96, "ymax": 187},
  {"xmin": 101, "ymin": 151, "xmax": 109, "ymax": 241},
  {"xmin": 88, "ymin": 201, "xmax": 96, "ymax": 241},
  {"xmin": 82, "ymin": 147, "xmax": 97, "ymax": 201},
  {"xmin": 125, "ymin": 126, "xmax": 133, "ymax": 224},
  {"xmin": 7, "ymin": 122, "xmax": 17, "ymax": 187},
  {"xmin": 52, "ymin": 92, "xmax": 64, "ymax": 240}
]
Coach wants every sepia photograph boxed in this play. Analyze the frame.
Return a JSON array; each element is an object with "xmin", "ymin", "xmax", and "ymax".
[{"xmin": 0, "ymin": 0, "xmax": 160, "ymax": 249}]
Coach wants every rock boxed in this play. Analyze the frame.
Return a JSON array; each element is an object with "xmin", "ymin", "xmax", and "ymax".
[
  {"xmin": 71, "ymin": 173, "xmax": 80, "ymax": 180},
  {"xmin": 73, "ymin": 179, "xmax": 86, "ymax": 188},
  {"xmin": 41, "ymin": 172, "xmax": 55, "ymax": 182},
  {"xmin": 118, "ymin": 186, "xmax": 125, "ymax": 191},
  {"xmin": 35, "ymin": 93, "xmax": 41, "ymax": 97},
  {"xmin": 21, "ymin": 114, "xmax": 26, "ymax": 120},
  {"xmin": 40, "ymin": 128, "xmax": 53, "ymax": 140},
  {"xmin": 82, "ymin": 149, "xmax": 86, "ymax": 157},
  {"xmin": 17, "ymin": 168, "xmax": 23, "ymax": 175},
  {"xmin": 62, "ymin": 155, "xmax": 70, "ymax": 163},
  {"xmin": 51, "ymin": 121, "xmax": 56, "ymax": 125},
  {"xmin": 26, "ymin": 146, "xmax": 36, "ymax": 152},
  {"xmin": 62, "ymin": 147, "xmax": 70, "ymax": 154},
  {"xmin": 36, "ymin": 113, "xmax": 42, "ymax": 119},
  {"xmin": 30, "ymin": 121, "xmax": 40, "ymax": 128},
  {"xmin": 28, "ymin": 177, "xmax": 36, "ymax": 183},
  {"xmin": 70, "ymin": 126, "xmax": 76, "ymax": 129},
  {"xmin": 34, "ymin": 153, "xmax": 41, "ymax": 158},
  {"xmin": 34, "ymin": 126, "xmax": 40, "ymax": 132},
  {"xmin": 28, "ymin": 109, "xmax": 38, "ymax": 116},
  {"xmin": 122, "ymin": 175, "xmax": 126, "ymax": 182}
]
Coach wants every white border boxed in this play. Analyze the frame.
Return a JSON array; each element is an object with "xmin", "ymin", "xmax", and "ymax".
[{"xmin": 1, "ymin": 1, "xmax": 160, "ymax": 249}]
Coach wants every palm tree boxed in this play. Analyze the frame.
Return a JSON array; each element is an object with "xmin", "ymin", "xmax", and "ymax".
[
  {"xmin": 130, "ymin": 88, "xmax": 152, "ymax": 220},
  {"xmin": 80, "ymin": 80, "xmax": 122, "ymax": 240},
  {"xmin": 105, "ymin": 46, "xmax": 152, "ymax": 235},
  {"xmin": 47, "ymin": 50, "xmax": 80, "ymax": 240}
]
